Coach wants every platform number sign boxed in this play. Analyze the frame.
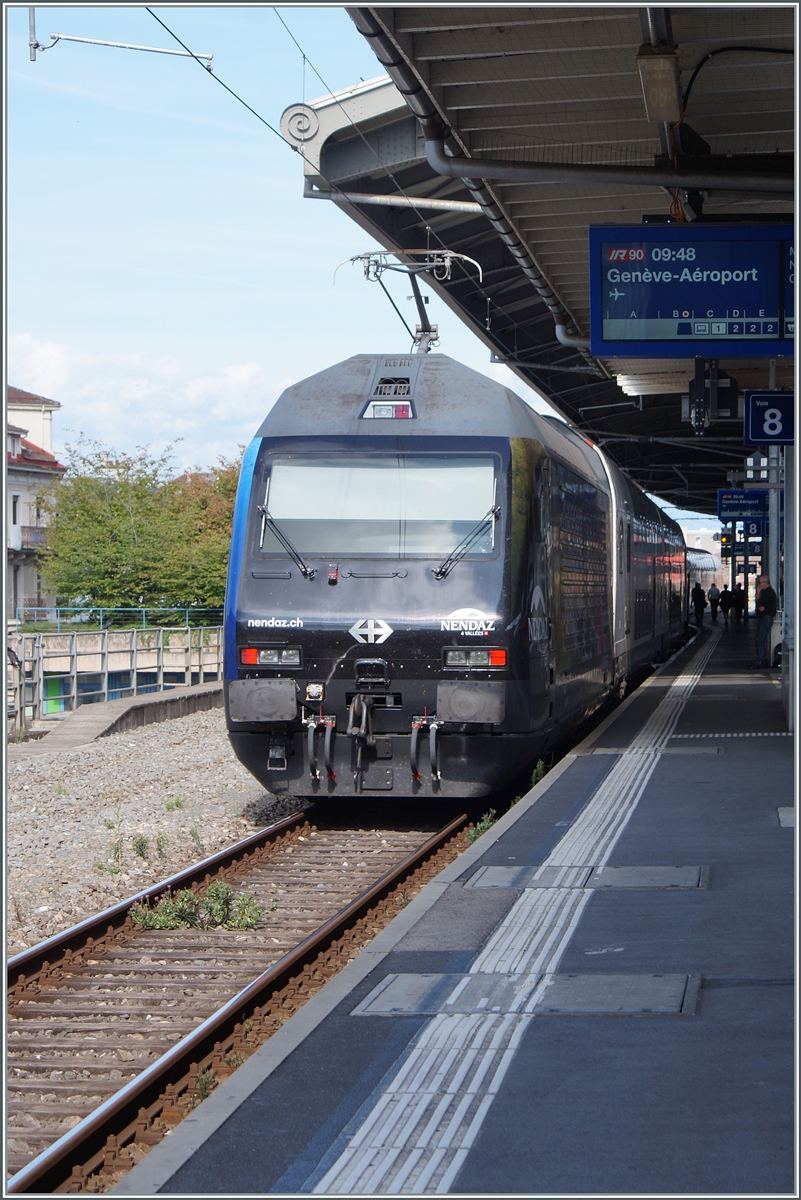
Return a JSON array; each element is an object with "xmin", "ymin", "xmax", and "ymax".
[{"xmin": 743, "ymin": 391, "xmax": 794, "ymax": 446}]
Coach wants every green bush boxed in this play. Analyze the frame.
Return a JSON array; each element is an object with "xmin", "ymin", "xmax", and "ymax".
[
  {"xmin": 129, "ymin": 898, "xmax": 161, "ymax": 930},
  {"xmin": 130, "ymin": 882, "xmax": 262, "ymax": 931},
  {"xmin": 203, "ymin": 879, "xmax": 233, "ymax": 926},
  {"xmin": 466, "ymin": 809, "xmax": 497, "ymax": 844},
  {"xmin": 169, "ymin": 889, "xmax": 202, "ymax": 927},
  {"xmin": 132, "ymin": 834, "xmax": 149, "ymax": 859},
  {"xmin": 130, "ymin": 888, "xmax": 200, "ymax": 930},
  {"xmin": 227, "ymin": 891, "xmax": 262, "ymax": 930},
  {"xmin": 530, "ymin": 759, "xmax": 549, "ymax": 787}
]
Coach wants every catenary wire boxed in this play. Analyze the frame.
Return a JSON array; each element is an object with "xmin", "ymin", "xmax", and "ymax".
[
  {"xmin": 146, "ymin": 5, "xmax": 474, "ymax": 342},
  {"xmin": 272, "ymin": 10, "xmax": 503, "ymax": 319},
  {"xmin": 146, "ymin": 7, "xmax": 289, "ymax": 144},
  {"xmin": 145, "ymin": 5, "xmax": 430, "ymax": 343},
  {"xmin": 271, "ymin": 7, "xmax": 586, "ymax": 360},
  {"xmin": 145, "ymin": 8, "xmax": 581, "ymax": 377}
]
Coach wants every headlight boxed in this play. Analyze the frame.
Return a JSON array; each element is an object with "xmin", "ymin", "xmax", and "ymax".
[
  {"xmin": 466, "ymin": 650, "xmax": 490, "ymax": 667},
  {"xmin": 444, "ymin": 649, "xmax": 468, "ymax": 666},
  {"xmin": 444, "ymin": 648, "xmax": 507, "ymax": 668},
  {"xmin": 240, "ymin": 648, "xmax": 301, "ymax": 666}
]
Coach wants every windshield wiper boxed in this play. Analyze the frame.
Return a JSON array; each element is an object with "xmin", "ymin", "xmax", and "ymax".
[
  {"xmin": 431, "ymin": 505, "xmax": 501, "ymax": 580},
  {"xmin": 258, "ymin": 505, "xmax": 316, "ymax": 580}
]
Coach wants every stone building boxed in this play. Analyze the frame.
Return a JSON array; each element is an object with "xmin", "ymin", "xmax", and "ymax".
[{"xmin": 6, "ymin": 386, "xmax": 67, "ymax": 623}]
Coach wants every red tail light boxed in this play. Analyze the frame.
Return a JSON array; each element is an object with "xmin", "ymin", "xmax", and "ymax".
[
  {"xmin": 240, "ymin": 648, "xmax": 259, "ymax": 665},
  {"xmin": 488, "ymin": 649, "xmax": 508, "ymax": 666}
]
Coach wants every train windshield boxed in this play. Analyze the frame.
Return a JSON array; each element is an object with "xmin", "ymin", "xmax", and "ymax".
[{"xmin": 259, "ymin": 454, "xmax": 498, "ymax": 558}]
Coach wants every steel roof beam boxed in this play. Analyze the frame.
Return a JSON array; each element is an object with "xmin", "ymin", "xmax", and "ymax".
[
  {"xmin": 394, "ymin": 9, "xmax": 636, "ymax": 35},
  {"xmin": 422, "ymin": 127, "xmax": 793, "ymax": 194},
  {"xmin": 407, "ymin": 20, "xmax": 641, "ymax": 62}
]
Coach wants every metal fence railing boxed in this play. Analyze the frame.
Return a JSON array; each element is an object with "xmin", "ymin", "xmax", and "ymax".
[
  {"xmin": 6, "ymin": 626, "xmax": 223, "ymax": 737},
  {"xmin": 8, "ymin": 606, "xmax": 224, "ymax": 632}
]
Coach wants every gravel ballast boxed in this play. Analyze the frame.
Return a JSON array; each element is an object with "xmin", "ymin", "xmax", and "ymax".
[{"xmin": 6, "ymin": 708, "xmax": 307, "ymax": 956}]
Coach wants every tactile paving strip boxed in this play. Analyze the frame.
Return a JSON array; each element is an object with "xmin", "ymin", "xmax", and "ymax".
[
  {"xmin": 672, "ymin": 731, "xmax": 791, "ymax": 738},
  {"xmin": 312, "ymin": 632, "xmax": 721, "ymax": 1194}
]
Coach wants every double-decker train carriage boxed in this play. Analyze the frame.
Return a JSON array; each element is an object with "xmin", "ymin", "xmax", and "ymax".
[{"xmin": 224, "ymin": 354, "xmax": 686, "ymax": 798}]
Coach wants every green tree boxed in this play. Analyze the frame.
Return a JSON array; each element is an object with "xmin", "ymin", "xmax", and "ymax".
[
  {"xmin": 41, "ymin": 439, "xmax": 241, "ymax": 611},
  {"xmin": 159, "ymin": 455, "xmax": 242, "ymax": 606}
]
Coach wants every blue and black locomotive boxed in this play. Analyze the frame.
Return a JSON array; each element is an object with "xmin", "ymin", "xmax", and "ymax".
[{"xmin": 224, "ymin": 353, "xmax": 686, "ymax": 798}]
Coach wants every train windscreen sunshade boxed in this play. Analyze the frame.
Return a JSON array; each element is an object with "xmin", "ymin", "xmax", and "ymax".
[{"xmin": 259, "ymin": 454, "xmax": 498, "ymax": 557}]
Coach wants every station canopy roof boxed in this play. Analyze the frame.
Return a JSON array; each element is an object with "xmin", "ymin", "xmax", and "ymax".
[{"xmin": 281, "ymin": 6, "xmax": 794, "ymax": 515}]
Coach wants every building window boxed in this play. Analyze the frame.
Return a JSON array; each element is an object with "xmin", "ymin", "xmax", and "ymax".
[{"xmin": 12, "ymin": 494, "xmax": 19, "ymax": 524}]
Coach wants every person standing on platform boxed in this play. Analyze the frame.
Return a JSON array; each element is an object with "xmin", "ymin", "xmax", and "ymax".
[
  {"xmin": 691, "ymin": 581, "xmax": 706, "ymax": 628},
  {"xmin": 708, "ymin": 582, "xmax": 721, "ymax": 621},
  {"xmin": 719, "ymin": 584, "xmax": 732, "ymax": 627},
  {"xmin": 752, "ymin": 574, "xmax": 778, "ymax": 668},
  {"xmin": 733, "ymin": 583, "xmax": 746, "ymax": 623}
]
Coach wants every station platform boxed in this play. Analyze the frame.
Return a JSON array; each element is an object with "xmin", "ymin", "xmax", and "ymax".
[
  {"xmin": 116, "ymin": 622, "xmax": 795, "ymax": 1196},
  {"xmin": 6, "ymin": 681, "xmax": 222, "ymax": 760}
]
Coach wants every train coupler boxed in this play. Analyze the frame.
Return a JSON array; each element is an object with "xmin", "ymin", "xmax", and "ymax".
[
  {"xmin": 347, "ymin": 694, "xmax": 377, "ymax": 791},
  {"xmin": 410, "ymin": 715, "xmax": 441, "ymax": 782},
  {"xmin": 304, "ymin": 713, "xmax": 337, "ymax": 780},
  {"xmin": 346, "ymin": 693, "xmax": 375, "ymax": 745}
]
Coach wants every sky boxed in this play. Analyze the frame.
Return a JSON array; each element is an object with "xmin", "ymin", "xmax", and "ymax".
[{"xmin": 5, "ymin": 4, "xmax": 714, "ymax": 525}]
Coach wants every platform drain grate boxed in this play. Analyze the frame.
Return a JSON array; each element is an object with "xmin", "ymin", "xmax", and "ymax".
[{"xmin": 463, "ymin": 864, "xmax": 705, "ymax": 890}]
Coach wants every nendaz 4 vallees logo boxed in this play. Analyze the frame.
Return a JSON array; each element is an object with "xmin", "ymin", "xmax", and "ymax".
[
  {"xmin": 348, "ymin": 598, "xmax": 546, "ymax": 644},
  {"xmin": 440, "ymin": 608, "xmax": 497, "ymax": 637}
]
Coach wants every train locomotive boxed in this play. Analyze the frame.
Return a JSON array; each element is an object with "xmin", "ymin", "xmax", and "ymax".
[{"xmin": 224, "ymin": 353, "xmax": 686, "ymax": 798}]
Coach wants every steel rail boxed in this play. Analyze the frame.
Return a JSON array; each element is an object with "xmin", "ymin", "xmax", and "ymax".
[
  {"xmin": 7, "ymin": 811, "xmax": 307, "ymax": 989},
  {"xmin": 7, "ymin": 812, "xmax": 467, "ymax": 1194}
]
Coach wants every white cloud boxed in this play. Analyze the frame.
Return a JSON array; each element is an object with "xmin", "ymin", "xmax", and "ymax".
[{"xmin": 8, "ymin": 333, "xmax": 288, "ymax": 470}]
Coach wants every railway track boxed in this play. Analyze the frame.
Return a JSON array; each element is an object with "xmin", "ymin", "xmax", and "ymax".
[{"xmin": 7, "ymin": 808, "xmax": 469, "ymax": 1194}]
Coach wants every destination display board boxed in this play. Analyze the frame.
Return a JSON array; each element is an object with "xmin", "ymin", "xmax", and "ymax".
[
  {"xmin": 589, "ymin": 224, "xmax": 794, "ymax": 358},
  {"xmin": 717, "ymin": 489, "xmax": 770, "ymax": 521}
]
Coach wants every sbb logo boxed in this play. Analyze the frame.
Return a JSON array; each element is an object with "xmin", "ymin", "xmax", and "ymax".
[{"xmin": 606, "ymin": 247, "xmax": 645, "ymax": 262}]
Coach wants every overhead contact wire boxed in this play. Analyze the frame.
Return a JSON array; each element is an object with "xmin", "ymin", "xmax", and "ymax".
[
  {"xmin": 146, "ymin": 7, "xmax": 288, "ymax": 143},
  {"xmin": 146, "ymin": 8, "xmax": 562, "ymax": 375},
  {"xmin": 146, "ymin": 6, "xmax": 460, "ymax": 339},
  {"xmin": 270, "ymin": 9, "xmax": 548, "ymax": 357}
]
